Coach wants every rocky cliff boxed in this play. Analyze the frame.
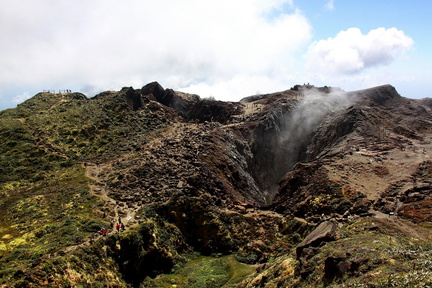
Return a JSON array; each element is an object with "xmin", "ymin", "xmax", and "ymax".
[{"xmin": 0, "ymin": 82, "xmax": 431, "ymax": 287}]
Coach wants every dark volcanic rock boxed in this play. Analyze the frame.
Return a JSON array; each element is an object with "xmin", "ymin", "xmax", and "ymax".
[
  {"xmin": 273, "ymin": 162, "xmax": 351, "ymax": 216},
  {"xmin": 296, "ymin": 221, "xmax": 339, "ymax": 258},
  {"xmin": 352, "ymin": 198, "xmax": 372, "ymax": 214},
  {"xmin": 123, "ymin": 87, "xmax": 148, "ymax": 110},
  {"xmin": 140, "ymin": 81, "xmax": 165, "ymax": 101},
  {"xmin": 323, "ymin": 256, "xmax": 352, "ymax": 284},
  {"xmin": 141, "ymin": 81, "xmax": 199, "ymax": 117},
  {"xmin": 187, "ymin": 100, "xmax": 243, "ymax": 124},
  {"xmin": 350, "ymin": 84, "xmax": 401, "ymax": 107}
]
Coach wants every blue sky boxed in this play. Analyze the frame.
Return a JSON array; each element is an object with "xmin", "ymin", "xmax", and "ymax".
[
  {"xmin": 0, "ymin": 0, "xmax": 430, "ymax": 110},
  {"xmin": 292, "ymin": 0, "xmax": 431, "ymax": 98},
  {"xmin": 304, "ymin": 1, "xmax": 431, "ymax": 60}
]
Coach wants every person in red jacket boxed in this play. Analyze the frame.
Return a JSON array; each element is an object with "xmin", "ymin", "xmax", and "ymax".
[{"xmin": 100, "ymin": 227, "xmax": 107, "ymax": 236}]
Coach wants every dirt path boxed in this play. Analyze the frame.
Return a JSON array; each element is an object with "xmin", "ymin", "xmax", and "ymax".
[
  {"xmin": 80, "ymin": 123, "xmax": 194, "ymax": 234},
  {"xmin": 84, "ymin": 162, "xmax": 138, "ymax": 231},
  {"xmin": 53, "ymin": 162, "xmax": 140, "ymax": 256},
  {"xmin": 48, "ymin": 96, "xmax": 68, "ymax": 110}
]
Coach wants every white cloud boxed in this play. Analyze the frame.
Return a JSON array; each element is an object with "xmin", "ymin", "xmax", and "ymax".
[
  {"xmin": 182, "ymin": 74, "xmax": 291, "ymax": 99},
  {"xmin": 325, "ymin": 0, "xmax": 335, "ymax": 10},
  {"xmin": 305, "ymin": 27, "xmax": 414, "ymax": 75},
  {"xmin": 0, "ymin": 0, "xmax": 311, "ymax": 107}
]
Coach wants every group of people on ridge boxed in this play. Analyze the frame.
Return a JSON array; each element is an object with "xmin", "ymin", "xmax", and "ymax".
[{"xmin": 100, "ymin": 217, "xmax": 125, "ymax": 236}]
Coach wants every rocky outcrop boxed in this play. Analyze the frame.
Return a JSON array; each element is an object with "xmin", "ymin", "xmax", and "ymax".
[
  {"xmin": 374, "ymin": 161, "xmax": 432, "ymax": 222},
  {"xmin": 293, "ymin": 221, "xmax": 339, "ymax": 279},
  {"xmin": 123, "ymin": 87, "xmax": 149, "ymax": 110},
  {"xmin": 187, "ymin": 100, "xmax": 243, "ymax": 124},
  {"xmin": 141, "ymin": 81, "xmax": 200, "ymax": 117},
  {"xmin": 272, "ymin": 162, "xmax": 351, "ymax": 217},
  {"xmin": 296, "ymin": 221, "xmax": 339, "ymax": 259},
  {"xmin": 140, "ymin": 81, "xmax": 165, "ymax": 101}
]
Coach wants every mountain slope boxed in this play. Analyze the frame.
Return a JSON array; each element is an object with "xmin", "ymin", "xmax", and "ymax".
[{"xmin": 0, "ymin": 82, "xmax": 431, "ymax": 287}]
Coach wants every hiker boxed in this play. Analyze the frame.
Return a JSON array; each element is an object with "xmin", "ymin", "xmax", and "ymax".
[
  {"xmin": 110, "ymin": 219, "xmax": 115, "ymax": 229},
  {"xmin": 116, "ymin": 223, "xmax": 121, "ymax": 233},
  {"xmin": 121, "ymin": 223, "xmax": 125, "ymax": 231},
  {"xmin": 100, "ymin": 227, "xmax": 107, "ymax": 236}
]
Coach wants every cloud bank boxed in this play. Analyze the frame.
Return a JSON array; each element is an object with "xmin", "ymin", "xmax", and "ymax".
[
  {"xmin": 0, "ymin": 0, "xmax": 311, "ymax": 106},
  {"xmin": 0, "ymin": 1, "xmax": 419, "ymax": 109},
  {"xmin": 306, "ymin": 27, "xmax": 414, "ymax": 75}
]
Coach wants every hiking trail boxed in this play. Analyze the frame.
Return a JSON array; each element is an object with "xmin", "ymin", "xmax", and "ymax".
[{"xmin": 85, "ymin": 162, "xmax": 138, "ymax": 232}]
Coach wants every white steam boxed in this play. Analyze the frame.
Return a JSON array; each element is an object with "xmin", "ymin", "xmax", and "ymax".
[
  {"xmin": 259, "ymin": 87, "xmax": 353, "ymax": 198},
  {"xmin": 280, "ymin": 87, "xmax": 352, "ymax": 150}
]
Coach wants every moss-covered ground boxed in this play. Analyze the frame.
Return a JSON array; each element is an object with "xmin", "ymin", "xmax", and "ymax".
[
  {"xmin": 0, "ymin": 164, "xmax": 106, "ymax": 285},
  {"xmin": 0, "ymin": 90, "xmax": 167, "ymax": 286},
  {"xmin": 141, "ymin": 254, "xmax": 256, "ymax": 288},
  {"xmin": 237, "ymin": 217, "xmax": 432, "ymax": 288}
]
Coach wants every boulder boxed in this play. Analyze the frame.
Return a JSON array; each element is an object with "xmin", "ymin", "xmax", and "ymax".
[
  {"xmin": 296, "ymin": 221, "xmax": 339, "ymax": 258},
  {"xmin": 323, "ymin": 256, "xmax": 351, "ymax": 284},
  {"xmin": 141, "ymin": 82, "xmax": 199, "ymax": 117},
  {"xmin": 352, "ymin": 198, "xmax": 372, "ymax": 214},
  {"xmin": 140, "ymin": 82, "xmax": 165, "ymax": 101},
  {"xmin": 122, "ymin": 87, "xmax": 148, "ymax": 110}
]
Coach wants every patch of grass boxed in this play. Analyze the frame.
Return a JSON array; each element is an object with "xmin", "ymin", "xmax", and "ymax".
[
  {"xmin": 141, "ymin": 254, "xmax": 256, "ymax": 288},
  {"xmin": 0, "ymin": 165, "xmax": 105, "ymax": 285}
]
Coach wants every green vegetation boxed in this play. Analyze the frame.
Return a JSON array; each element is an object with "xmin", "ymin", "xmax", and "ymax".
[
  {"xmin": 0, "ymin": 165, "xmax": 105, "ymax": 285},
  {"xmin": 141, "ymin": 254, "xmax": 256, "ymax": 288},
  {"xmin": 0, "ymin": 90, "xmax": 168, "ymax": 286},
  {"xmin": 237, "ymin": 217, "xmax": 432, "ymax": 288},
  {"xmin": 0, "ymin": 90, "xmax": 166, "ymax": 171}
]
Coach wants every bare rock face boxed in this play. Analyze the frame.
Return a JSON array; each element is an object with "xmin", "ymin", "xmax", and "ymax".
[
  {"xmin": 374, "ymin": 161, "xmax": 432, "ymax": 222},
  {"xmin": 294, "ymin": 221, "xmax": 339, "ymax": 279},
  {"xmin": 123, "ymin": 87, "xmax": 149, "ymax": 110},
  {"xmin": 272, "ymin": 162, "xmax": 351, "ymax": 217},
  {"xmin": 396, "ymin": 184, "xmax": 432, "ymax": 223},
  {"xmin": 352, "ymin": 197, "xmax": 372, "ymax": 214},
  {"xmin": 296, "ymin": 221, "xmax": 339, "ymax": 259},
  {"xmin": 140, "ymin": 81, "xmax": 165, "ymax": 101},
  {"xmin": 141, "ymin": 81, "xmax": 199, "ymax": 117},
  {"xmin": 323, "ymin": 256, "xmax": 353, "ymax": 284},
  {"xmin": 187, "ymin": 100, "xmax": 243, "ymax": 124},
  {"xmin": 352, "ymin": 84, "xmax": 401, "ymax": 107},
  {"xmin": 140, "ymin": 81, "xmax": 242, "ymax": 124}
]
